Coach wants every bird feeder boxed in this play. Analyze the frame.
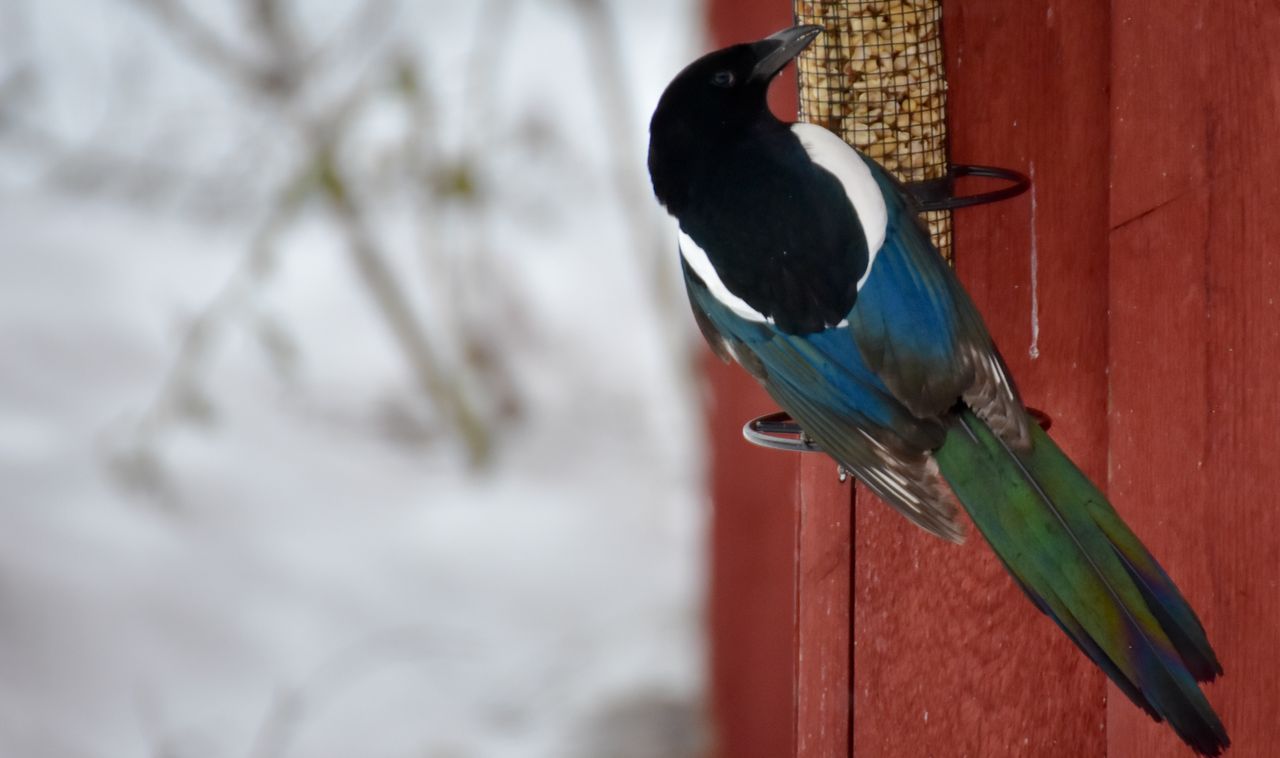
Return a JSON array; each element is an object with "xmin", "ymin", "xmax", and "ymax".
[
  {"xmin": 795, "ymin": 1, "xmax": 1027, "ymax": 249},
  {"xmin": 796, "ymin": 0, "xmax": 957, "ymax": 257}
]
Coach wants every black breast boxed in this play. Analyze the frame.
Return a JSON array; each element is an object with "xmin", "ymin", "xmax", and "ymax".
[{"xmin": 677, "ymin": 126, "xmax": 868, "ymax": 335}]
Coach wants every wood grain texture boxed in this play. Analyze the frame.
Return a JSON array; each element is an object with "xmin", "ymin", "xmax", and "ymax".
[
  {"xmin": 705, "ymin": 5, "xmax": 800, "ymax": 758},
  {"xmin": 1108, "ymin": 2, "xmax": 1280, "ymax": 755},
  {"xmin": 852, "ymin": 2, "xmax": 1112, "ymax": 755},
  {"xmin": 795, "ymin": 457, "xmax": 853, "ymax": 757}
]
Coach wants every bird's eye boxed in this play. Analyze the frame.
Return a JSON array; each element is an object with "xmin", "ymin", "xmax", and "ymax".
[{"xmin": 711, "ymin": 70, "xmax": 736, "ymax": 88}]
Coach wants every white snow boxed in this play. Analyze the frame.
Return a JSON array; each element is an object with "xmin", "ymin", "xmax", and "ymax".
[{"xmin": 0, "ymin": 1, "xmax": 707, "ymax": 757}]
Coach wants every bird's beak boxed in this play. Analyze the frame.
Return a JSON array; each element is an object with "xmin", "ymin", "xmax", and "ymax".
[{"xmin": 748, "ymin": 25, "xmax": 823, "ymax": 83}]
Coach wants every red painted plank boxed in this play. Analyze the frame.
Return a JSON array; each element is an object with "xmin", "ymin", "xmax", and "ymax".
[
  {"xmin": 795, "ymin": 457, "xmax": 853, "ymax": 757},
  {"xmin": 705, "ymin": 355, "xmax": 799, "ymax": 758},
  {"xmin": 1109, "ymin": 3, "xmax": 1280, "ymax": 755},
  {"xmin": 852, "ymin": 2, "xmax": 1112, "ymax": 755},
  {"xmin": 705, "ymin": 5, "xmax": 801, "ymax": 758}
]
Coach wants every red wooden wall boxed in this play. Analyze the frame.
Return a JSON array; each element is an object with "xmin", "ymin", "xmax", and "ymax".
[
  {"xmin": 1106, "ymin": 2, "xmax": 1280, "ymax": 754},
  {"xmin": 703, "ymin": 1, "xmax": 1279, "ymax": 756}
]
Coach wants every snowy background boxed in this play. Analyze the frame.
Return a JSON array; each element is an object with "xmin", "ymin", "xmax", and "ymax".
[{"xmin": 0, "ymin": 1, "xmax": 709, "ymax": 756}]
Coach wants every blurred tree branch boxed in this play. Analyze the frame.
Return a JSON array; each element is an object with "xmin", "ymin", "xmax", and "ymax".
[
  {"xmin": 315, "ymin": 142, "xmax": 492, "ymax": 462},
  {"xmin": 9, "ymin": 0, "xmax": 694, "ymax": 486},
  {"xmin": 131, "ymin": 0, "xmax": 281, "ymax": 92},
  {"xmin": 569, "ymin": 0, "xmax": 697, "ymax": 394},
  {"xmin": 125, "ymin": 0, "xmax": 496, "ymax": 466}
]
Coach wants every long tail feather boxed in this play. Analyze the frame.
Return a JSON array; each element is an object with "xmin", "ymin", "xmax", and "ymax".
[
  {"xmin": 935, "ymin": 409, "xmax": 1228, "ymax": 756},
  {"xmin": 1019, "ymin": 424, "xmax": 1224, "ymax": 684}
]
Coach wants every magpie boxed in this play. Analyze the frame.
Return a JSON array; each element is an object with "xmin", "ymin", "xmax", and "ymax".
[{"xmin": 648, "ymin": 25, "xmax": 1228, "ymax": 755}]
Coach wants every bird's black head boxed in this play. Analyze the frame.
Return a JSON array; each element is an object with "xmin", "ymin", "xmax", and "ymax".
[{"xmin": 648, "ymin": 25, "xmax": 822, "ymax": 209}]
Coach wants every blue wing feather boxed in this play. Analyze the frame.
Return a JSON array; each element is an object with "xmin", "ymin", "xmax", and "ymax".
[
  {"xmin": 848, "ymin": 160, "xmax": 985, "ymax": 415},
  {"xmin": 684, "ymin": 265, "xmax": 960, "ymax": 538},
  {"xmin": 849, "ymin": 158, "xmax": 1029, "ymax": 443},
  {"xmin": 677, "ymin": 146, "xmax": 1025, "ymax": 538}
]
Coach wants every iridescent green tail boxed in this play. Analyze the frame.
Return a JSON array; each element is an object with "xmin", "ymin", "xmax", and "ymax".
[{"xmin": 935, "ymin": 409, "xmax": 1228, "ymax": 756}]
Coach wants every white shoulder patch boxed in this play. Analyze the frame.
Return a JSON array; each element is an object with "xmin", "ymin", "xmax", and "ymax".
[
  {"xmin": 790, "ymin": 122, "xmax": 889, "ymax": 290},
  {"xmin": 677, "ymin": 227, "xmax": 771, "ymax": 324}
]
